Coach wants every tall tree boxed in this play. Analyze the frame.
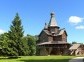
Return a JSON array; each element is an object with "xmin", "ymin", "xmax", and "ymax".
[{"xmin": 8, "ymin": 13, "xmax": 24, "ymax": 56}]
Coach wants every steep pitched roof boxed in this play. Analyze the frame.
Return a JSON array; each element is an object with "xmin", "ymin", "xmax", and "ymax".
[
  {"xmin": 40, "ymin": 28, "xmax": 67, "ymax": 36},
  {"xmin": 39, "ymin": 29, "xmax": 50, "ymax": 37},
  {"xmin": 59, "ymin": 30, "xmax": 64, "ymax": 35},
  {"xmin": 48, "ymin": 12, "xmax": 58, "ymax": 27},
  {"xmin": 43, "ymin": 30, "xmax": 50, "ymax": 35},
  {"xmin": 69, "ymin": 44, "xmax": 81, "ymax": 50},
  {"xmin": 39, "ymin": 12, "xmax": 67, "ymax": 37}
]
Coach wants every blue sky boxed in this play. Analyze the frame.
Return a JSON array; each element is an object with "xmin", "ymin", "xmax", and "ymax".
[{"xmin": 0, "ymin": 0, "xmax": 84, "ymax": 43}]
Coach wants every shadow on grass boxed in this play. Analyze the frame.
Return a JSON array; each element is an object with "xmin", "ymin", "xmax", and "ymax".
[
  {"xmin": 20, "ymin": 59, "xmax": 70, "ymax": 62},
  {"xmin": 0, "ymin": 57, "xmax": 8, "ymax": 60},
  {"xmin": 0, "ymin": 56, "xmax": 21, "ymax": 60},
  {"xmin": 19, "ymin": 59, "xmax": 84, "ymax": 62},
  {"xmin": 8, "ymin": 56, "xmax": 21, "ymax": 59}
]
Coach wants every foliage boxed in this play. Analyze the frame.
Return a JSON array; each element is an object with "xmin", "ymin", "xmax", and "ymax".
[
  {"xmin": 72, "ymin": 41, "xmax": 77, "ymax": 44},
  {"xmin": 0, "ymin": 33, "xmax": 9, "ymax": 56},
  {"xmin": 22, "ymin": 36, "xmax": 30, "ymax": 55},
  {"xmin": 25, "ymin": 35, "xmax": 36, "ymax": 56},
  {"xmin": 8, "ymin": 13, "xmax": 25, "ymax": 56},
  {"xmin": 0, "ymin": 13, "xmax": 37, "ymax": 56}
]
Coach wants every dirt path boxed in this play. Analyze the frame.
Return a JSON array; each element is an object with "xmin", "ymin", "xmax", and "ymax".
[{"xmin": 69, "ymin": 57, "xmax": 84, "ymax": 62}]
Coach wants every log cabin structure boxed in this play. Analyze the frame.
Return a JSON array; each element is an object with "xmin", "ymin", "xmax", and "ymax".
[
  {"xmin": 37, "ymin": 12, "xmax": 71, "ymax": 55},
  {"xmin": 69, "ymin": 44, "xmax": 84, "ymax": 56}
]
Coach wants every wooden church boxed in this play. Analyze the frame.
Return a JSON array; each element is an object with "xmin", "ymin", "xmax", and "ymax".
[{"xmin": 37, "ymin": 12, "xmax": 71, "ymax": 55}]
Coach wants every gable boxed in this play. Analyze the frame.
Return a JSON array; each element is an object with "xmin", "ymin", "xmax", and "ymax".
[
  {"xmin": 64, "ymin": 30, "xmax": 68, "ymax": 36},
  {"xmin": 39, "ymin": 30, "xmax": 48, "ymax": 37},
  {"xmin": 58, "ymin": 30, "xmax": 67, "ymax": 36},
  {"xmin": 62, "ymin": 31, "xmax": 67, "ymax": 37},
  {"xmin": 39, "ymin": 30, "xmax": 49, "ymax": 42}
]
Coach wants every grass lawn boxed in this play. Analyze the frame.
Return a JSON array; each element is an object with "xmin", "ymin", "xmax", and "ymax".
[{"xmin": 0, "ymin": 56, "xmax": 75, "ymax": 62}]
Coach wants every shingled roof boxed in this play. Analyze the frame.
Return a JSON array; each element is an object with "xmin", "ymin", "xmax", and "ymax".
[
  {"xmin": 42, "ymin": 28, "xmax": 67, "ymax": 36},
  {"xmin": 48, "ymin": 12, "xmax": 58, "ymax": 27},
  {"xmin": 69, "ymin": 44, "xmax": 81, "ymax": 50},
  {"xmin": 38, "ymin": 12, "xmax": 68, "ymax": 45}
]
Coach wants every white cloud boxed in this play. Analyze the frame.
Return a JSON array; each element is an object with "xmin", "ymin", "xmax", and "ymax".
[
  {"xmin": 0, "ymin": 29, "xmax": 6, "ymax": 34},
  {"xmin": 69, "ymin": 16, "xmax": 84, "ymax": 24},
  {"xmin": 75, "ymin": 25, "xmax": 84, "ymax": 29}
]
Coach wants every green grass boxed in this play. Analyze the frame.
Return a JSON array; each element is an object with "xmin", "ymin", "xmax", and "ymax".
[{"xmin": 0, "ymin": 56, "xmax": 75, "ymax": 62}]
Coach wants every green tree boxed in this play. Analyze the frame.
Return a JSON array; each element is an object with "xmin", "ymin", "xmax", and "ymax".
[
  {"xmin": 0, "ymin": 13, "xmax": 37, "ymax": 56},
  {"xmin": 27, "ymin": 34, "xmax": 36, "ymax": 55},
  {"xmin": 8, "ymin": 13, "xmax": 24, "ymax": 56},
  {"xmin": 21, "ymin": 36, "xmax": 30, "ymax": 55},
  {"xmin": 72, "ymin": 41, "xmax": 77, "ymax": 44},
  {"xmin": 0, "ymin": 33, "xmax": 8, "ymax": 56},
  {"xmin": 0, "ymin": 33, "xmax": 14, "ymax": 56}
]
